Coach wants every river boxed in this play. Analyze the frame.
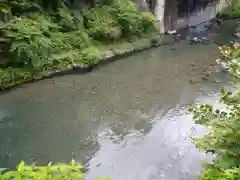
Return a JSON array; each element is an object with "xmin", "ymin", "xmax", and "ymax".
[{"xmin": 0, "ymin": 1, "xmax": 237, "ymax": 180}]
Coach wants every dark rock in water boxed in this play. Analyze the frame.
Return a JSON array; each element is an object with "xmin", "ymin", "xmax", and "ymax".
[
  {"xmin": 172, "ymin": 34, "xmax": 181, "ymax": 41},
  {"xmin": 215, "ymin": 19, "xmax": 223, "ymax": 26},
  {"xmin": 172, "ymin": 34, "xmax": 180, "ymax": 38},
  {"xmin": 187, "ymin": 36, "xmax": 204, "ymax": 44},
  {"xmin": 212, "ymin": 79, "xmax": 221, "ymax": 83},
  {"xmin": 220, "ymin": 62, "xmax": 229, "ymax": 73},
  {"xmin": 189, "ymin": 78, "xmax": 201, "ymax": 84},
  {"xmin": 208, "ymin": 19, "xmax": 222, "ymax": 30},
  {"xmin": 203, "ymin": 71, "xmax": 211, "ymax": 77},
  {"xmin": 190, "ymin": 61, "xmax": 197, "ymax": 67},
  {"xmin": 235, "ymin": 32, "xmax": 240, "ymax": 38},
  {"xmin": 200, "ymin": 37, "xmax": 210, "ymax": 44},
  {"xmin": 82, "ymin": 165, "xmax": 90, "ymax": 173},
  {"xmin": 201, "ymin": 76, "xmax": 209, "ymax": 81},
  {"xmin": 96, "ymin": 163, "xmax": 101, "ymax": 167},
  {"xmin": 210, "ymin": 62, "xmax": 216, "ymax": 66},
  {"xmin": 221, "ymin": 67, "xmax": 229, "ymax": 73},
  {"xmin": 189, "ymin": 79, "xmax": 196, "ymax": 84}
]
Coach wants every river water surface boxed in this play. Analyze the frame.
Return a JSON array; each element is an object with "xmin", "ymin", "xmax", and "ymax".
[{"xmin": 0, "ymin": 2, "xmax": 237, "ymax": 180}]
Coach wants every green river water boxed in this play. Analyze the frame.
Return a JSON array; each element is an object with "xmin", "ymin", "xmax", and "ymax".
[{"xmin": 0, "ymin": 2, "xmax": 237, "ymax": 180}]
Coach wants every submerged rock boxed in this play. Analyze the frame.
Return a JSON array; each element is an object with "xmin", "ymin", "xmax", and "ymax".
[
  {"xmin": 186, "ymin": 36, "xmax": 209, "ymax": 44},
  {"xmin": 187, "ymin": 36, "xmax": 200, "ymax": 44},
  {"xmin": 190, "ymin": 61, "xmax": 198, "ymax": 67},
  {"xmin": 166, "ymin": 30, "xmax": 177, "ymax": 35},
  {"xmin": 234, "ymin": 32, "xmax": 240, "ymax": 38},
  {"xmin": 220, "ymin": 62, "xmax": 229, "ymax": 73},
  {"xmin": 212, "ymin": 79, "xmax": 221, "ymax": 83},
  {"xmin": 102, "ymin": 50, "xmax": 114, "ymax": 59},
  {"xmin": 201, "ymin": 76, "xmax": 209, "ymax": 81},
  {"xmin": 171, "ymin": 34, "xmax": 181, "ymax": 41},
  {"xmin": 203, "ymin": 71, "xmax": 211, "ymax": 77},
  {"xmin": 189, "ymin": 78, "xmax": 201, "ymax": 84}
]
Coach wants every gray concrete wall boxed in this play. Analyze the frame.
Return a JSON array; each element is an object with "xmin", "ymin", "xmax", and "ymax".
[
  {"xmin": 155, "ymin": 0, "xmax": 165, "ymax": 33},
  {"xmin": 155, "ymin": 0, "xmax": 230, "ymax": 33}
]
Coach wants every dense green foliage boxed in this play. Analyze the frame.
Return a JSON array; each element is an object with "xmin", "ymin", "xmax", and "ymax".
[
  {"xmin": 0, "ymin": 160, "xmax": 108, "ymax": 180},
  {"xmin": 188, "ymin": 42, "xmax": 240, "ymax": 179},
  {"xmin": 191, "ymin": 1, "xmax": 240, "ymax": 172},
  {"xmin": 221, "ymin": 0, "xmax": 240, "ymax": 19},
  {"xmin": 0, "ymin": 0, "xmax": 158, "ymax": 89}
]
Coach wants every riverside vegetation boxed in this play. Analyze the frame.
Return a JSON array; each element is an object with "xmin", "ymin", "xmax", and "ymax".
[
  {"xmin": 2, "ymin": 41, "xmax": 240, "ymax": 179},
  {"xmin": 220, "ymin": 0, "xmax": 240, "ymax": 19},
  {"xmin": 188, "ymin": 41, "xmax": 240, "ymax": 179},
  {"xmin": 0, "ymin": 0, "xmax": 159, "ymax": 89},
  {"xmin": 0, "ymin": 160, "xmax": 88, "ymax": 180},
  {"xmin": 1, "ymin": 1, "xmax": 240, "ymax": 180},
  {"xmin": 187, "ymin": 2, "xmax": 240, "ymax": 179},
  {"xmin": 2, "ymin": 41, "xmax": 240, "ymax": 180}
]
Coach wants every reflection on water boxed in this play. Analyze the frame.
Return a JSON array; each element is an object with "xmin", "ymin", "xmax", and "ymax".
[{"xmin": 86, "ymin": 75, "xmax": 231, "ymax": 180}]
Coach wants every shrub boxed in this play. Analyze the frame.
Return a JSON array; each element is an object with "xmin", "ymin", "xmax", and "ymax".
[
  {"xmin": 0, "ymin": 160, "xmax": 85, "ymax": 179},
  {"xmin": 0, "ymin": 16, "xmax": 59, "ymax": 70},
  {"xmin": 218, "ymin": 42, "xmax": 240, "ymax": 78},
  {"xmin": 49, "ymin": 31, "xmax": 100, "ymax": 68},
  {"xmin": 229, "ymin": 0, "xmax": 240, "ymax": 18},
  {"xmin": 108, "ymin": 0, "xmax": 143, "ymax": 37},
  {"xmin": 0, "ymin": 0, "xmax": 10, "ymax": 13},
  {"xmin": 189, "ymin": 41, "xmax": 240, "ymax": 179},
  {"xmin": 52, "ymin": 9, "xmax": 80, "ymax": 32},
  {"xmin": 0, "ymin": 0, "xmax": 158, "ymax": 89},
  {"xmin": 10, "ymin": 0, "xmax": 42, "ymax": 16},
  {"xmin": 0, "ymin": 15, "xmax": 99, "ymax": 71},
  {"xmin": 96, "ymin": 0, "xmax": 116, "ymax": 5},
  {"xmin": 0, "ymin": 160, "xmax": 110, "ymax": 180},
  {"xmin": 189, "ymin": 89, "xmax": 240, "ymax": 179},
  {"xmin": 218, "ymin": 43, "xmax": 240, "ymax": 60},
  {"xmin": 0, "ymin": 68, "xmax": 33, "ymax": 89},
  {"xmin": 83, "ymin": 7, "xmax": 122, "ymax": 41},
  {"xmin": 107, "ymin": 0, "xmax": 157, "ymax": 38},
  {"xmin": 221, "ymin": 0, "xmax": 240, "ymax": 19},
  {"xmin": 140, "ymin": 12, "xmax": 157, "ymax": 34}
]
